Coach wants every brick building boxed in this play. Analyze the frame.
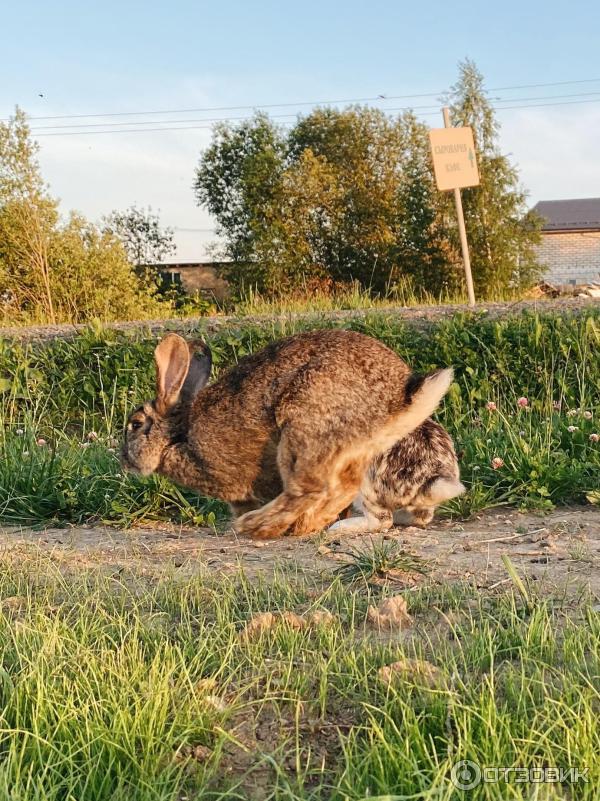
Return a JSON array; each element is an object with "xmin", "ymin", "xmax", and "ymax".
[{"xmin": 532, "ymin": 198, "xmax": 600, "ymax": 285}]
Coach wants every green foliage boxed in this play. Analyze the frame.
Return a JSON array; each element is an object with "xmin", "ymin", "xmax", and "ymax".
[
  {"xmin": 49, "ymin": 214, "xmax": 168, "ymax": 323},
  {"xmin": 194, "ymin": 112, "xmax": 286, "ymax": 278},
  {"xmin": 0, "ymin": 110, "xmax": 172, "ymax": 325},
  {"xmin": 0, "ymin": 431, "xmax": 214, "ymax": 527},
  {"xmin": 448, "ymin": 59, "xmax": 543, "ymax": 293},
  {"xmin": 282, "ymin": 107, "xmax": 411, "ymax": 293},
  {"xmin": 102, "ymin": 204, "xmax": 176, "ymax": 290},
  {"xmin": 195, "ymin": 61, "xmax": 542, "ymax": 299},
  {"xmin": 0, "ymin": 107, "xmax": 44, "ymax": 203},
  {"xmin": 0, "ymin": 194, "xmax": 60, "ymax": 321},
  {"xmin": 334, "ymin": 540, "xmax": 429, "ymax": 585},
  {"xmin": 233, "ymin": 275, "xmax": 453, "ymax": 316},
  {"xmin": 0, "ymin": 309, "xmax": 598, "ymax": 525},
  {"xmin": 395, "ymin": 113, "xmax": 461, "ymax": 295}
]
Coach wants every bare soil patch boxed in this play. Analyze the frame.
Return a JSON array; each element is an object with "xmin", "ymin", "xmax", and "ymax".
[{"xmin": 1, "ymin": 506, "xmax": 599, "ymax": 597}]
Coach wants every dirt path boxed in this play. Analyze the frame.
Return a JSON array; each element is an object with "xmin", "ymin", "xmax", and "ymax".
[
  {"xmin": 1, "ymin": 506, "xmax": 599, "ymax": 597},
  {"xmin": 1, "ymin": 296, "xmax": 597, "ymax": 343}
]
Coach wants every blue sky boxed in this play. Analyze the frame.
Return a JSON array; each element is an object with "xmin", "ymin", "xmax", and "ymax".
[{"xmin": 3, "ymin": 0, "xmax": 600, "ymax": 260}]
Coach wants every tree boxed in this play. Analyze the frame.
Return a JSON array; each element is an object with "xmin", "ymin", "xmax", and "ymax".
[
  {"xmin": 196, "ymin": 108, "xmax": 427, "ymax": 295},
  {"xmin": 447, "ymin": 59, "xmax": 542, "ymax": 294},
  {"xmin": 195, "ymin": 62, "xmax": 541, "ymax": 299},
  {"xmin": 0, "ymin": 196, "xmax": 58, "ymax": 322},
  {"xmin": 252, "ymin": 148, "xmax": 345, "ymax": 293},
  {"xmin": 102, "ymin": 205, "xmax": 176, "ymax": 283},
  {"xmin": 0, "ymin": 107, "xmax": 45, "ymax": 203},
  {"xmin": 394, "ymin": 113, "xmax": 460, "ymax": 295},
  {"xmin": 194, "ymin": 113, "xmax": 286, "ymax": 286},
  {"xmin": 284, "ymin": 107, "xmax": 409, "ymax": 292},
  {"xmin": 0, "ymin": 109, "xmax": 169, "ymax": 324},
  {"xmin": 48, "ymin": 214, "xmax": 166, "ymax": 323},
  {"xmin": 0, "ymin": 108, "xmax": 60, "ymax": 321}
]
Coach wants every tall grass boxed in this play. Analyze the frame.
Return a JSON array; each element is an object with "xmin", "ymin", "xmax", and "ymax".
[
  {"xmin": 232, "ymin": 277, "xmax": 464, "ymax": 316},
  {"xmin": 0, "ymin": 309, "xmax": 598, "ymax": 525},
  {"xmin": 0, "ymin": 563, "xmax": 596, "ymax": 799}
]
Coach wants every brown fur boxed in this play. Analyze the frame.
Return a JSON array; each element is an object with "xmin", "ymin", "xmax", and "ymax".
[
  {"xmin": 328, "ymin": 418, "xmax": 465, "ymax": 535},
  {"xmin": 121, "ymin": 330, "xmax": 453, "ymax": 539}
]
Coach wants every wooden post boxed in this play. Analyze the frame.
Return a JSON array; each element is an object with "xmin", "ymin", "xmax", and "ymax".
[{"xmin": 442, "ymin": 106, "xmax": 476, "ymax": 307}]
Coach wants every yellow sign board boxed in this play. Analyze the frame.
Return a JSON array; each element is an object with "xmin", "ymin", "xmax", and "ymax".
[{"xmin": 429, "ymin": 127, "xmax": 480, "ymax": 191}]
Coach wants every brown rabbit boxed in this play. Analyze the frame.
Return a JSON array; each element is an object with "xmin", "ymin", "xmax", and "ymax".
[
  {"xmin": 327, "ymin": 418, "xmax": 465, "ymax": 535},
  {"xmin": 121, "ymin": 329, "xmax": 453, "ymax": 539}
]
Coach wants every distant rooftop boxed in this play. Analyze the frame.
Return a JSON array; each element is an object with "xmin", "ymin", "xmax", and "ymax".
[{"xmin": 532, "ymin": 198, "xmax": 600, "ymax": 232}]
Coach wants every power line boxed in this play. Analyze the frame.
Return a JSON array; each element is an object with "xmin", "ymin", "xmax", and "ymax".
[
  {"xmin": 6, "ymin": 76, "xmax": 600, "ymax": 123},
  {"xmin": 493, "ymin": 97, "xmax": 600, "ymax": 111},
  {"xmin": 31, "ymin": 95, "xmax": 600, "ymax": 137},
  {"xmin": 490, "ymin": 77, "xmax": 600, "ymax": 91},
  {"xmin": 29, "ymin": 103, "xmax": 443, "ymax": 131},
  {"xmin": 27, "ymin": 90, "xmax": 600, "ymax": 132},
  {"xmin": 493, "ymin": 90, "xmax": 600, "ymax": 104},
  {"xmin": 6, "ymin": 93, "xmax": 442, "ymax": 122}
]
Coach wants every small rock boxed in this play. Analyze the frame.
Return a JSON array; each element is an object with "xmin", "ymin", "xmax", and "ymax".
[
  {"xmin": 307, "ymin": 609, "xmax": 336, "ymax": 627},
  {"xmin": 378, "ymin": 658, "xmax": 444, "ymax": 687},
  {"xmin": 367, "ymin": 595, "xmax": 412, "ymax": 630},
  {"xmin": 194, "ymin": 677, "xmax": 217, "ymax": 695},
  {"xmin": 240, "ymin": 612, "xmax": 277, "ymax": 639},
  {"xmin": 240, "ymin": 609, "xmax": 335, "ymax": 639},
  {"xmin": 240, "ymin": 610, "xmax": 306, "ymax": 639},
  {"xmin": 204, "ymin": 694, "xmax": 227, "ymax": 713},
  {"xmin": 0, "ymin": 596, "xmax": 27, "ymax": 612},
  {"xmin": 174, "ymin": 744, "xmax": 212, "ymax": 763},
  {"xmin": 279, "ymin": 611, "xmax": 307, "ymax": 629}
]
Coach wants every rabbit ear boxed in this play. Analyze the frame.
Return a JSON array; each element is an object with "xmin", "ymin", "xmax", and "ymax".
[
  {"xmin": 182, "ymin": 342, "xmax": 212, "ymax": 401},
  {"xmin": 154, "ymin": 334, "xmax": 191, "ymax": 414}
]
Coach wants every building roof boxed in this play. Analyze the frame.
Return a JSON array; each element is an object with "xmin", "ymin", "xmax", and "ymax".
[{"xmin": 532, "ymin": 198, "xmax": 600, "ymax": 232}]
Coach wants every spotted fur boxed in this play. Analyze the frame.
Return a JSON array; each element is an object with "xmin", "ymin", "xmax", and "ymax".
[
  {"xmin": 328, "ymin": 418, "xmax": 465, "ymax": 534},
  {"xmin": 121, "ymin": 330, "xmax": 453, "ymax": 539}
]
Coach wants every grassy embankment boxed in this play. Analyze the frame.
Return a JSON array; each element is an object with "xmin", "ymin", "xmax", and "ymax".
[{"xmin": 0, "ymin": 307, "xmax": 598, "ymax": 527}]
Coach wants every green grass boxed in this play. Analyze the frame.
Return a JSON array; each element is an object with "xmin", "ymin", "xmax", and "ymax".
[
  {"xmin": 0, "ymin": 560, "xmax": 597, "ymax": 799},
  {"xmin": 0, "ymin": 426, "xmax": 222, "ymax": 527},
  {"xmin": 0, "ymin": 308, "xmax": 598, "ymax": 525},
  {"xmin": 333, "ymin": 540, "xmax": 430, "ymax": 585},
  {"xmin": 231, "ymin": 277, "xmax": 466, "ymax": 316}
]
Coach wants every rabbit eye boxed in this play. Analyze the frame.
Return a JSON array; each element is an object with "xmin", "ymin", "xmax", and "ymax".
[{"xmin": 131, "ymin": 420, "xmax": 143, "ymax": 431}]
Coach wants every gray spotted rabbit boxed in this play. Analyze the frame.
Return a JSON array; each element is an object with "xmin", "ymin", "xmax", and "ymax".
[{"xmin": 328, "ymin": 418, "xmax": 465, "ymax": 534}]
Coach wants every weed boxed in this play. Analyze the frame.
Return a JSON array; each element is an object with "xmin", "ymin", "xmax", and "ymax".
[{"xmin": 333, "ymin": 540, "xmax": 429, "ymax": 585}]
